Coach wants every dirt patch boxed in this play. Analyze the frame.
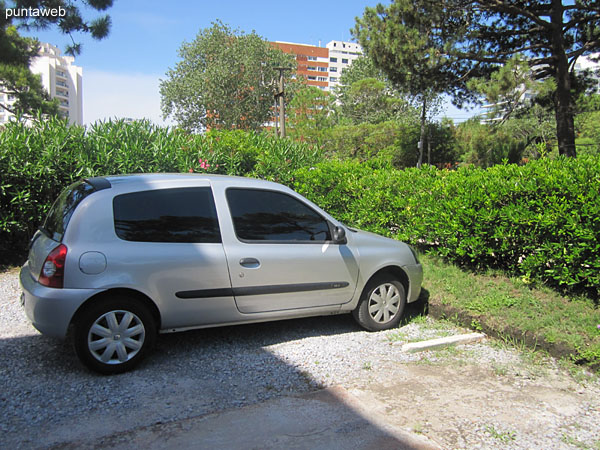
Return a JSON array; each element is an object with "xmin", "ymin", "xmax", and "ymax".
[{"xmin": 345, "ymin": 341, "xmax": 600, "ymax": 449}]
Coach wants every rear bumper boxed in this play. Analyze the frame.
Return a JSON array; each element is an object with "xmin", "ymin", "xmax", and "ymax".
[
  {"xmin": 403, "ymin": 263, "xmax": 423, "ymax": 302},
  {"xmin": 19, "ymin": 263, "xmax": 101, "ymax": 339}
]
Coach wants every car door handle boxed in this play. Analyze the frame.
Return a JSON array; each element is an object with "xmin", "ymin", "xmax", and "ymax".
[{"xmin": 239, "ymin": 258, "xmax": 260, "ymax": 269}]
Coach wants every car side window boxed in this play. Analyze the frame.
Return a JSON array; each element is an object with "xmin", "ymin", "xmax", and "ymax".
[
  {"xmin": 226, "ymin": 188, "xmax": 331, "ymax": 242},
  {"xmin": 113, "ymin": 187, "xmax": 221, "ymax": 243}
]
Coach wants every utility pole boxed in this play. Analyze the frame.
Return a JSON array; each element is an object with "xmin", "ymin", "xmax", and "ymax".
[{"xmin": 274, "ymin": 67, "xmax": 291, "ymax": 138}]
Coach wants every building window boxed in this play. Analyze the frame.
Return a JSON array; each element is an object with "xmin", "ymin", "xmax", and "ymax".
[
  {"xmin": 308, "ymin": 56, "xmax": 317, "ymax": 61},
  {"xmin": 318, "ymin": 76, "xmax": 327, "ymax": 82},
  {"xmin": 308, "ymin": 66, "xmax": 317, "ymax": 71},
  {"xmin": 342, "ymin": 58, "xmax": 349, "ymax": 64},
  {"xmin": 330, "ymin": 67, "xmax": 337, "ymax": 72},
  {"xmin": 330, "ymin": 57, "xmax": 337, "ymax": 62},
  {"xmin": 318, "ymin": 67, "xmax": 327, "ymax": 72},
  {"xmin": 308, "ymin": 76, "xmax": 317, "ymax": 80},
  {"xmin": 330, "ymin": 77, "xmax": 337, "ymax": 82}
]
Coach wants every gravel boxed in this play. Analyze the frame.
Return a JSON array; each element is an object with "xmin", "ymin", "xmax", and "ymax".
[{"xmin": 1, "ymin": 268, "xmax": 599, "ymax": 449}]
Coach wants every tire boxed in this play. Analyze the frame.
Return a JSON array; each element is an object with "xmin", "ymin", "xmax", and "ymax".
[
  {"xmin": 74, "ymin": 296, "xmax": 156, "ymax": 375},
  {"xmin": 353, "ymin": 275, "xmax": 406, "ymax": 332}
]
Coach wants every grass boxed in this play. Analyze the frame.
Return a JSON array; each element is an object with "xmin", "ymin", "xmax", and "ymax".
[
  {"xmin": 485, "ymin": 424, "xmax": 517, "ymax": 443},
  {"xmin": 421, "ymin": 253, "xmax": 600, "ymax": 370}
]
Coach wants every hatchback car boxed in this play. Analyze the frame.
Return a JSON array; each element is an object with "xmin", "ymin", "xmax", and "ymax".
[{"xmin": 20, "ymin": 174, "xmax": 422, "ymax": 374}]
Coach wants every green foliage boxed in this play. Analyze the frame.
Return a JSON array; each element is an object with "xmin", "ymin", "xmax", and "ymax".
[
  {"xmin": 454, "ymin": 119, "xmax": 527, "ymax": 167},
  {"xmin": 291, "ymin": 157, "xmax": 600, "ymax": 299},
  {"xmin": 287, "ymin": 86, "xmax": 337, "ymax": 146},
  {"xmin": 0, "ymin": 118, "xmax": 320, "ymax": 259},
  {"xmin": 321, "ymin": 120, "xmax": 420, "ymax": 168},
  {"xmin": 160, "ymin": 20, "xmax": 296, "ymax": 132},
  {"xmin": 339, "ymin": 78, "xmax": 414, "ymax": 125}
]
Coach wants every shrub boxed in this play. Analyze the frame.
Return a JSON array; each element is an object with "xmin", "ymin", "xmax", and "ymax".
[
  {"xmin": 0, "ymin": 118, "xmax": 320, "ymax": 260},
  {"xmin": 291, "ymin": 157, "xmax": 600, "ymax": 299}
]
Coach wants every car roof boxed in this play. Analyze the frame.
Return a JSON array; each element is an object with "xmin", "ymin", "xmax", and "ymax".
[{"xmin": 87, "ymin": 173, "xmax": 287, "ymax": 191}]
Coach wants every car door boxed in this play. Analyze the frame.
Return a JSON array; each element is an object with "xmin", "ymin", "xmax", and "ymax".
[
  {"xmin": 222, "ymin": 187, "xmax": 359, "ymax": 314},
  {"xmin": 110, "ymin": 185, "xmax": 236, "ymax": 328}
]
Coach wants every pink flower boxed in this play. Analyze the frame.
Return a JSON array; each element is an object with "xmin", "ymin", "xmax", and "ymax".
[
  {"xmin": 198, "ymin": 158, "xmax": 210, "ymax": 170},
  {"xmin": 188, "ymin": 168, "xmax": 193, "ymax": 173}
]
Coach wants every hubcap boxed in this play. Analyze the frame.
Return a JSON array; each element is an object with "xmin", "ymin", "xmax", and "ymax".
[
  {"xmin": 88, "ymin": 310, "xmax": 145, "ymax": 365},
  {"xmin": 368, "ymin": 283, "xmax": 401, "ymax": 324}
]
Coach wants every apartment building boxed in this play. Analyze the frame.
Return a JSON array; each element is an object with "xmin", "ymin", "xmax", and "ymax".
[
  {"xmin": 271, "ymin": 40, "xmax": 363, "ymax": 92},
  {"xmin": 0, "ymin": 42, "xmax": 83, "ymax": 125},
  {"xmin": 326, "ymin": 40, "xmax": 363, "ymax": 90},
  {"xmin": 271, "ymin": 41, "xmax": 330, "ymax": 90}
]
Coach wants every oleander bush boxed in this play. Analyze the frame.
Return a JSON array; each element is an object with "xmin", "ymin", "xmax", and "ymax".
[{"xmin": 0, "ymin": 117, "xmax": 321, "ymax": 260}]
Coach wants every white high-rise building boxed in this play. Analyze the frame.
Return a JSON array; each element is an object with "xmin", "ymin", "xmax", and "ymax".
[
  {"xmin": 0, "ymin": 42, "xmax": 83, "ymax": 125},
  {"xmin": 326, "ymin": 40, "xmax": 363, "ymax": 90}
]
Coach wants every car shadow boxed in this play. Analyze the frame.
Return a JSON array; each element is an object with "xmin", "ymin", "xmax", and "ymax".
[{"xmin": 1, "ymin": 296, "xmax": 433, "ymax": 449}]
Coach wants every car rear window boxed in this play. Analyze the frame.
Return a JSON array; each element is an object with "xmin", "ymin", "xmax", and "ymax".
[
  {"xmin": 43, "ymin": 181, "xmax": 97, "ymax": 242},
  {"xmin": 113, "ymin": 187, "xmax": 221, "ymax": 243}
]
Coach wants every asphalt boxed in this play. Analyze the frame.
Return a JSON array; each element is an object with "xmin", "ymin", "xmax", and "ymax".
[{"xmin": 61, "ymin": 386, "xmax": 439, "ymax": 449}]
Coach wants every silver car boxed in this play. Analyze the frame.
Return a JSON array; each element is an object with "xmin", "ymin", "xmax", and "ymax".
[{"xmin": 20, "ymin": 174, "xmax": 422, "ymax": 374}]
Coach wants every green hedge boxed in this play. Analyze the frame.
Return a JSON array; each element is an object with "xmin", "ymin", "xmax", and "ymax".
[
  {"xmin": 291, "ymin": 157, "xmax": 600, "ymax": 300},
  {"xmin": 0, "ymin": 118, "xmax": 320, "ymax": 260},
  {"xmin": 2, "ymin": 118, "xmax": 599, "ymax": 300}
]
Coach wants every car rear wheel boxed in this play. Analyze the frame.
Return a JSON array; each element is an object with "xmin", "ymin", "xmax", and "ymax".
[
  {"xmin": 353, "ymin": 276, "xmax": 406, "ymax": 331},
  {"xmin": 74, "ymin": 296, "xmax": 156, "ymax": 374}
]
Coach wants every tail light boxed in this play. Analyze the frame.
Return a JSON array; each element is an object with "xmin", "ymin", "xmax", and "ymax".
[{"xmin": 39, "ymin": 244, "xmax": 68, "ymax": 288}]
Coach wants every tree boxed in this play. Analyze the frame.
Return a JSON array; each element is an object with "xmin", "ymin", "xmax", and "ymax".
[
  {"xmin": 355, "ymin": 0, "xmax": 600, "ymax": 157},
  {"xmin": 459, "ymin": 0, "xmax": 600, "ymax": 157},
  {"xmin": 1, "ymin": 0, "xmax": 114, "ymax": 118},
  {"xmin": 160, "ymin": 21, "xmax": 296, "ymax": 132},
  {"xmin": 287, "ymin": 85, "xmax": 337, "ymax": 145},
  {"xmin": 335, "ymin": 56, "xmax": 414, "ymax": 124},
  {"xmin": 353, "ymin": 1, "xmax": 466, "ymax": 166}
]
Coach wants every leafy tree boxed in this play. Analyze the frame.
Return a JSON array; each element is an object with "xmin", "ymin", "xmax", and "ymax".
[
  {"xmin": 355, "ymin": 0, "xmax": 600, "ymax": 157},
  {"xmin": 454, "ymin": 119, "xmax": 527, "ymax": 167},
  {"xmin": 339, "ymin": 77, "xmax": 415, "ymax": 125},
  {"xmin": 353, "ymin": 1, "xmax": 463, "ymax": 166},
  {"xmin": 287, "ymin": 85, "xmax": 337, "ymax": 145},
  {"xmin": 335, "ymin": 56, "xmax": 415, "ymax": 125},
  {"xmin": 1, "ymin": 0, "xmax": 113, "ymax": 117},
  {"xmin": 160, "ymin": 21, "xmax": 296, "ymax": 132}
]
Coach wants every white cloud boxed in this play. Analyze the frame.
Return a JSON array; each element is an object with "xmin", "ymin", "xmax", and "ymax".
[{"xmin": 83, "ymin": 70, "xmax": 173, "ymax": 126}]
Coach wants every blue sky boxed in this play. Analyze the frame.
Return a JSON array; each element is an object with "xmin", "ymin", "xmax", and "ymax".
[{"xmin": 21, "ymin": 0, "xmax": 477, "ymax": 125}]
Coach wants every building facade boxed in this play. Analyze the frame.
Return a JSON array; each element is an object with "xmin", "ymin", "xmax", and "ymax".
[
  {"xmin": 326, "ymin": 40, "xmax": 363, "ymax": 90},
  {"xmin": 271, "ymin": 40, "xmax": 363, "ymax": 92},
  {"xmin": 0, "ymin": 42, "xmax": 83, "ymax": 125}
]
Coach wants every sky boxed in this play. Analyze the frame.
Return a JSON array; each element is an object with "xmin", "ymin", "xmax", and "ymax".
[{"xmin": 20, "ymin": 0, "xmax": 479, "ymax": 126}]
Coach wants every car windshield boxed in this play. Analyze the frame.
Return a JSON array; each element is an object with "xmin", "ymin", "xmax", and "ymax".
[{"xmin": 43, "ymin": 181, "xmax": 96, "ymax": 242}]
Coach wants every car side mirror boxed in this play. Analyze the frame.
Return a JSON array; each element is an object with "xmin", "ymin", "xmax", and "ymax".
[{"xmin": 332, "ymin": 225, "xmax": 347, "ymax": 244}]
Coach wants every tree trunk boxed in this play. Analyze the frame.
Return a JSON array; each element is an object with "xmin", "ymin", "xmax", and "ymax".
[
  {"xmin": 417, "ymin": 97, "xmax": 427, "ymax": 168},
  {"xmin": 551, "ymin": 0, "xmax": 577, "ymax": 157},
  {"xmin": 427, "ymin": 124, "xmax": 432, "ymax": 165}
]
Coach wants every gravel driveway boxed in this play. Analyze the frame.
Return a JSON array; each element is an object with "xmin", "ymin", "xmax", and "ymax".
[{"xmin": 1, "ymin": 268, "xmax": 599, "ymax": 449}]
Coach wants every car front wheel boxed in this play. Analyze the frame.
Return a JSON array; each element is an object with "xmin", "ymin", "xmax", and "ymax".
[
  {"xmin": 353, "ymin": 276, "xmax": 406, "ymax": 331},
  {"xmin": 74, "ymin": 296, "xmax": 156, "ymax": 374}
]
